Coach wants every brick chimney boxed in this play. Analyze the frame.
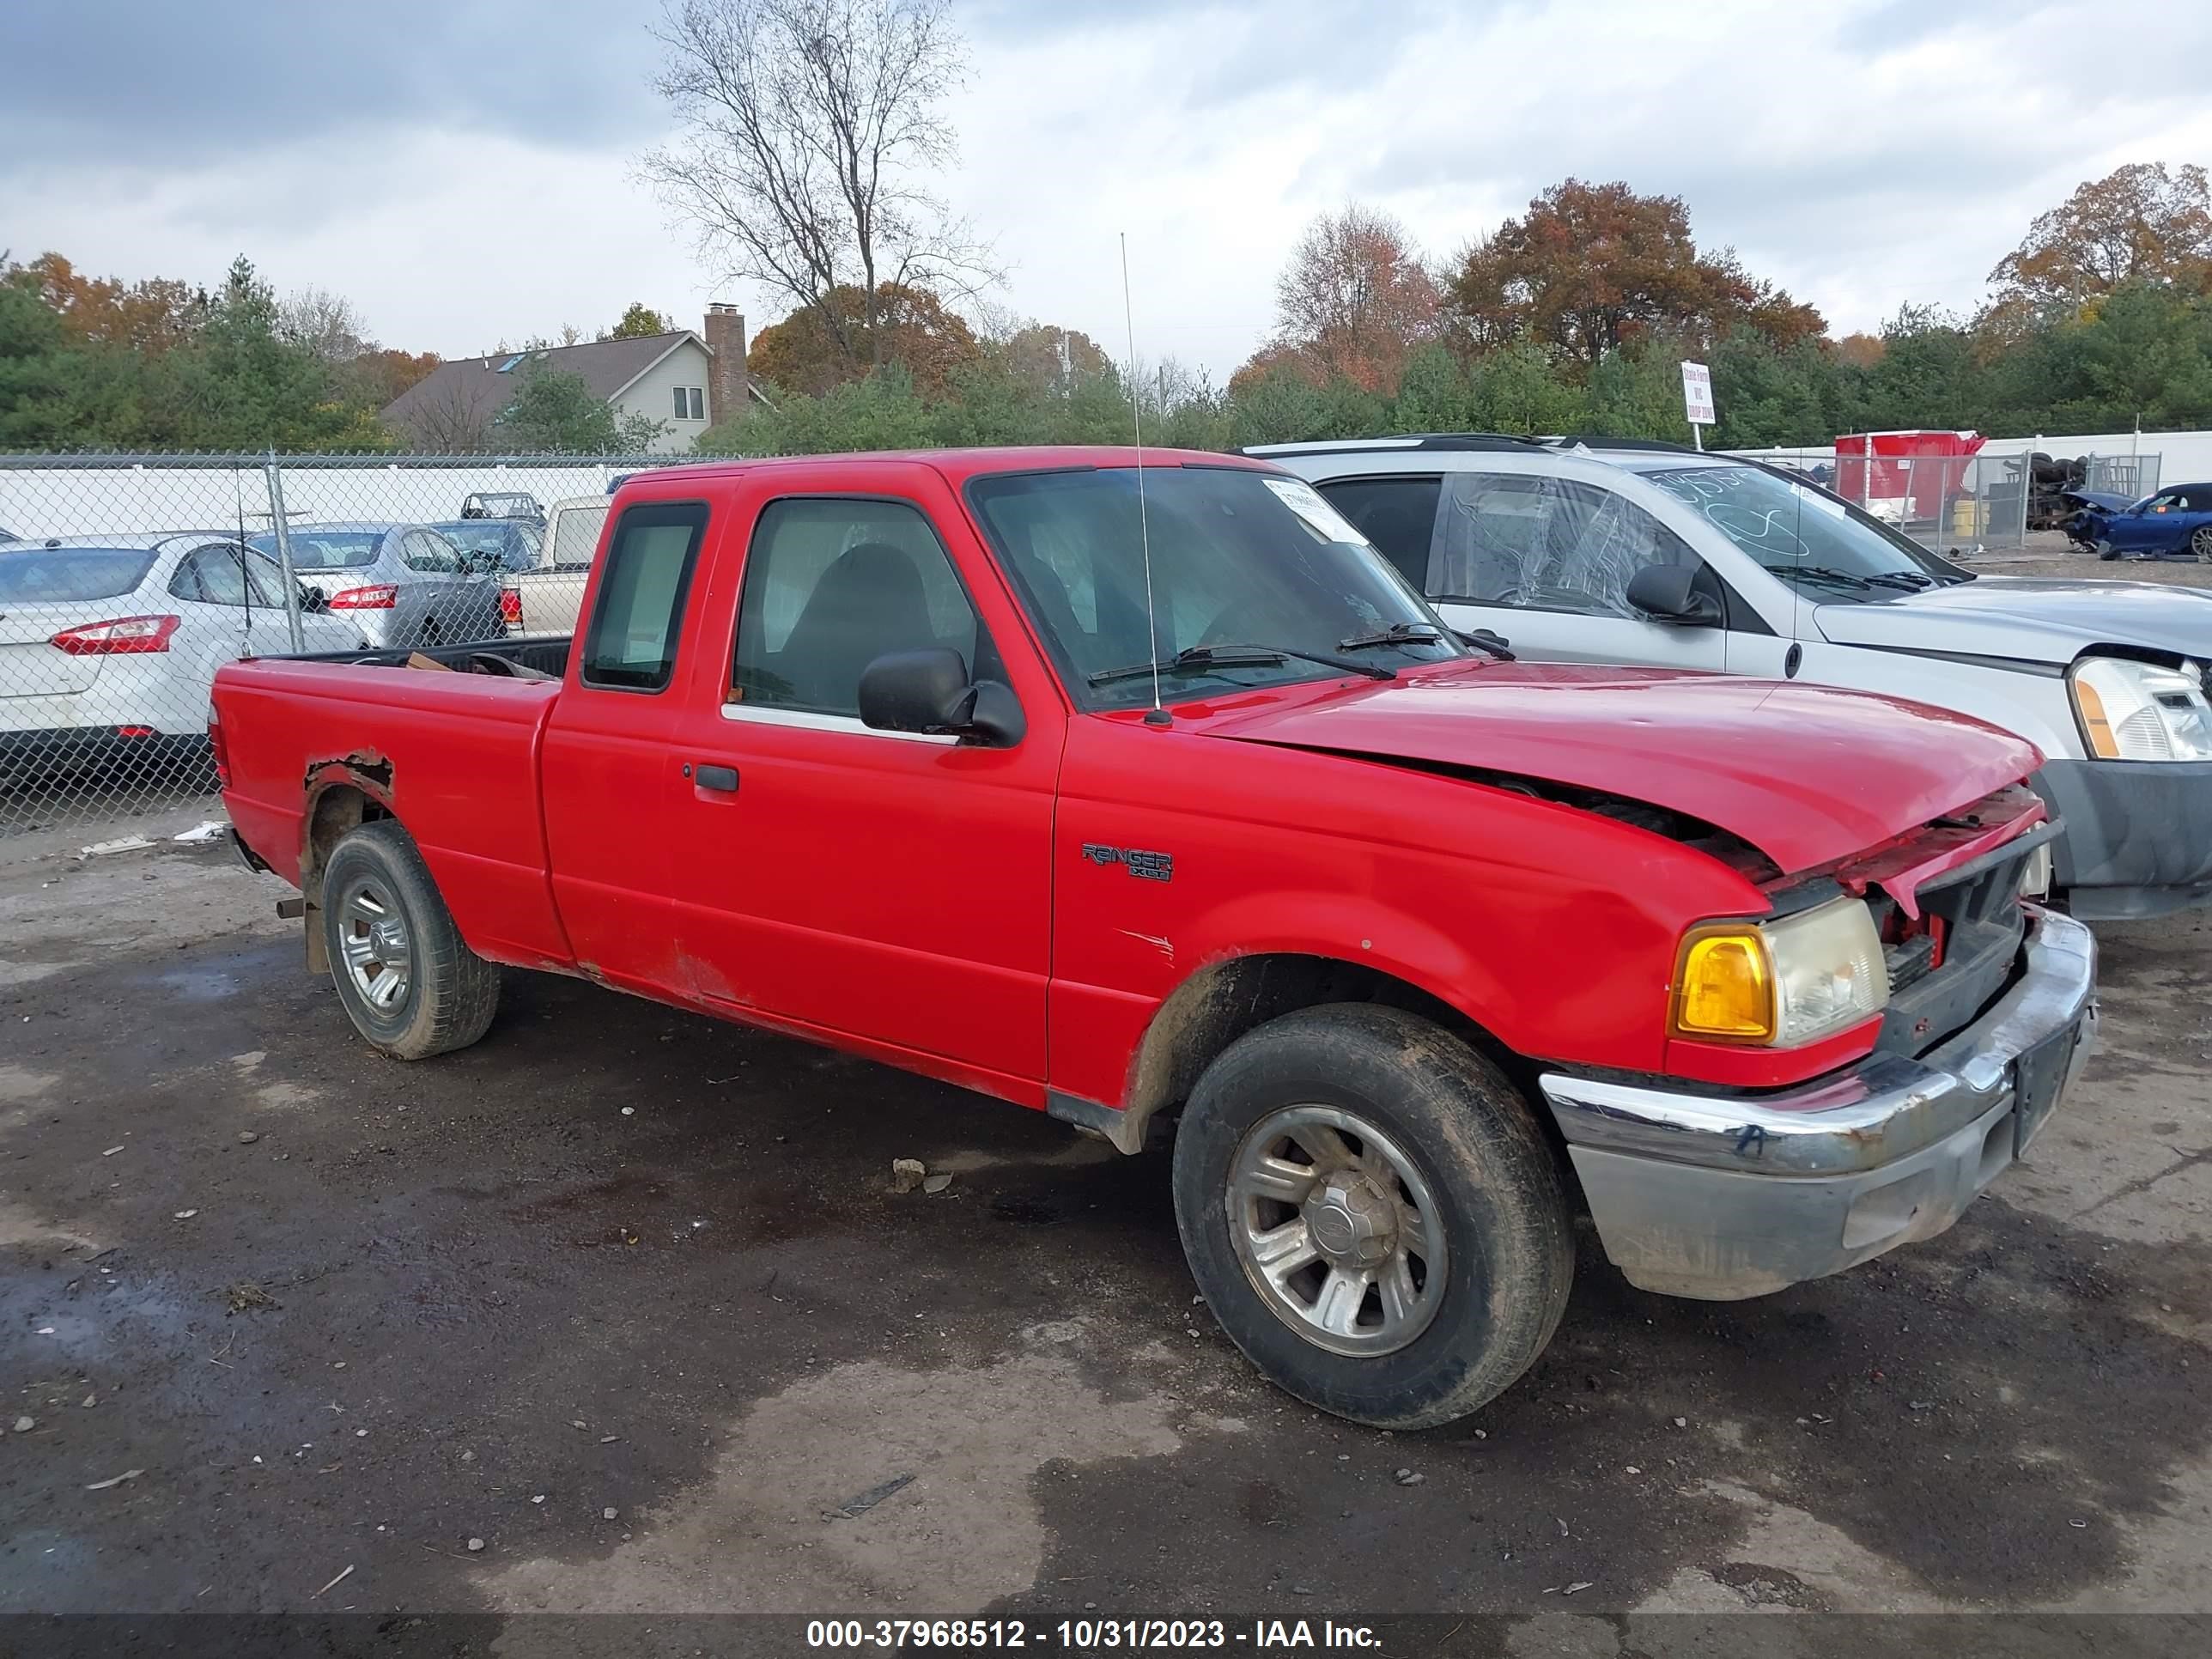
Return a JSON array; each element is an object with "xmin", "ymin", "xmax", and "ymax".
[{"xmin": 702, "ymin": 304, "xmax": 747, "ymax": 423}]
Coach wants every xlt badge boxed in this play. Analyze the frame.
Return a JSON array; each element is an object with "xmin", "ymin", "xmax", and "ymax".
[{"xmin": 1081, "ymin": 843, "xmax": 1174, "ymax": 883}]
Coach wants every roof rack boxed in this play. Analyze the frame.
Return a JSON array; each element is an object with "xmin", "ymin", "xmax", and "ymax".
[
  {"xmin": 1540, "ymin": 434, "xmax": 1709, "ymax": 455},
  {"xmin": 1243, "ymin": 433, "xmax": 1549, "ymax": 458}
]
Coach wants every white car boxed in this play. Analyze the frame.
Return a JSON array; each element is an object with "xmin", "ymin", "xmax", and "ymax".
[
  {"xmin": 1262, "ymin": 434, "xmax": 2212, "ymax": 921},
  {"xmin": 1, "ymin": 533, "xmax": 369, "ymax": 774}
]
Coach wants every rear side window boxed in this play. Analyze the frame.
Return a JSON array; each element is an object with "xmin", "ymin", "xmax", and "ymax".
[
  {"xmin": 579, "ymin": 501, "xmax": 708, "ymax": 691},
  {"xmin": 170, "ymin": 544, "xmax": 280, "ymax": 606},
  {"xmin": 402, "ymin": 531, "xmax": 460, "ymax": 573},
  {"xmin": 1317, "ymin": 477, "xmax": 1442, "ymax": 589}
]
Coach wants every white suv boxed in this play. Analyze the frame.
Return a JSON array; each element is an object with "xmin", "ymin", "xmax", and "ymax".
[{"xmin": 1258, "ymin": 434, "xmax": 2212, "ymax": 921}]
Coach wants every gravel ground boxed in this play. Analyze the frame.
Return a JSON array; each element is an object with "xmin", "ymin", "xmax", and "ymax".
[
  {"xmin": 1, "ymin": 823, "xmax": 2207, "ymax": 1652},
  {"xmin": 4, "ymin": 562, "xmax": 2211, "ymax": 1652}
]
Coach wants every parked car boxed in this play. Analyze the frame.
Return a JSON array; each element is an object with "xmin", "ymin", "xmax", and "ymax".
[
  {"xmin": 2057, "ymin": 488, "xmax": 2136, "ymax": 553},
  {"xmin": 248, "ymin": 523, "xmax": 505, "ymax": 649},
  {"xmin": 431, "ymin": 518, "xmax": 544, "ymax": 574},
  {"xmin": 212, "ymin": 447, "xmax": 2094, "ymax": 1429},
  {"xmin": 2, "ymin": 533, "xmax": 368, "ymax": 771},
  {"xmin": 2073, "ymin": 483, "xmax": 2212, "ymax": 562},
  {"xmin": 459, "ymin": 491, "xmax": 544, "ymax": 526},
  {"xmin": 1263, "ymin": 434, "xmax": 2212, "ymax": 921},
  {"xmin": 498, "ymin": 495, "xmax": 608, "ymax": 635}
]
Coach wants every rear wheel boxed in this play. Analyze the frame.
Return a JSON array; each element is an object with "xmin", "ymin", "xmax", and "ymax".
[
  {"xmin": 320, "ymin": 821, "xmax": 499, "ymax": 1060},
  {"xmin": 2194, "ymin": 526, "xmax": 2212, "ymax": 564},
  {"xmin": 1171, "ymin": 1004, "xmax": 1573, "ymax": 1430}
]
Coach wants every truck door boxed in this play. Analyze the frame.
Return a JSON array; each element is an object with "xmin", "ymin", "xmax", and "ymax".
[
  {"xmin": 540, "ymin": 499, "xmax": 713, "ymax": 989},
  {"xmin": 662, "ymin": 467, "xmax": 1060, "ymax": 1092}
]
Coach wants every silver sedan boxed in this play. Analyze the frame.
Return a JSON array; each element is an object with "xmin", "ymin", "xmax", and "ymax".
[{"xmin": 248, "ymin": 522, "xmax": 507, "ymax": 649}]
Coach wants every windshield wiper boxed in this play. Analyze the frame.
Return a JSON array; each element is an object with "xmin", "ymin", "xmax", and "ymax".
[
  {"xmin": 1339, "ymin": 621, "xmax": 1442, "ymax": 650},
  {"xmin": 1339, "ymin": 620, "xmax": 1516, "ymax": 661},
  {"xmin": 1088, "ymin": 642, "xmax": 1394, "ymax": 687},
  {"xmin": 1863, "ymin": 569, "xmax": 1936, "ymax": 591},
  {"xmin": 1773, "ymin": 563, "xmax": 1878, "ymax": 591}
]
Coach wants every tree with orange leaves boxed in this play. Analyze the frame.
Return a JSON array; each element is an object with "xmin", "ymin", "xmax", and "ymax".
[
  {"xmin": 17, "ymin": 252, "xmax": 209, "ymax": 356},
  {"xmin": 1446, "ymin": 179, "xmax": 1823, "ymax": 369},
  {"xmin": 1264, "ymin": 204, "xmax": 1442, "ymax": 396},
  {"xmin": 1987, "ymin": 162, "xmax": 2212, "ymax": 319},
  {"xmin": 748, "ymin": 283, "xmax": 981, "ymax": 399}
]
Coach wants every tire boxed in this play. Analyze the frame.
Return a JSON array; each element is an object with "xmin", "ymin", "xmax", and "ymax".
[
  {"xmin": 2097, "ymin": 543, "xmax": 2120, "ymax": 562},
  {"xmin": 1171, "ymin": 1004, "xmax": 1573, "ymax": 1430},
  {"xmin": 319, "ymin": 820, "xmax": 499, "ymax": 1060},
  {"xmin": 2194, "ymin": 526, "xmax": 2212, "ymax": 564}
]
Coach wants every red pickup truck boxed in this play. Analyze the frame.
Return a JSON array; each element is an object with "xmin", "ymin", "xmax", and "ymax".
[{"xmin": 212, "ymin": 447, "xmax": 2097, "ymax": 1429}]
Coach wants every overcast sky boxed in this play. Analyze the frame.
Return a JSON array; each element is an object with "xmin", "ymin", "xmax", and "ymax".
[{"xmin": 6, "ymin": 0, "xmax": 2210, "ymax": 379}]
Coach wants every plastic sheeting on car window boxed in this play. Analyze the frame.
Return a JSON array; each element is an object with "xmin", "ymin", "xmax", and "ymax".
[{"xmin": 1429, "ymin": 473, "xmax": 1696, "ymax": 618}]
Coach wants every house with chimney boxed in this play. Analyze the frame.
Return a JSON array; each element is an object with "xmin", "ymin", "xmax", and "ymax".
[{"xmin": 382, "ymin": 306, "xmax": 754, "ymax": 453}]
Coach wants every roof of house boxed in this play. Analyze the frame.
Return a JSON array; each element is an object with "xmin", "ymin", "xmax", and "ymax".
[{"xmin": 380, "ymin": 331, "xmax": 708, "ymax": 435}]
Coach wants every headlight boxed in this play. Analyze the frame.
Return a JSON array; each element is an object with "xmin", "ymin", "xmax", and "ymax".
[
  {"xmin": 2020, "ymin": 842, "xmax": 2053, "ymax": 899},
  {"xmin": 2070, "ymin": 656, "xmax": 2212, "ymax": 761},
  {"xmin": 1673, "ymin": 897, "xmax": 1890, "ymax": 1048}
]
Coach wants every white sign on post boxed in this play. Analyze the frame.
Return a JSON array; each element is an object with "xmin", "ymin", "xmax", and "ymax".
[{"xmin": 1680, "ymin": 361, "xmax": 1715, "ymax": 426}]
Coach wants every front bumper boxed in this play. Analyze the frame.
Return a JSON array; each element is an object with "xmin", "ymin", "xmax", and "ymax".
[
  {"xmin": 1537, "ymin": 908, "xmax": 2097, "ymax": 1301},
  {"xmin": 2033, "ymin": 759, "xmax": 2212, "ymax": 920}
]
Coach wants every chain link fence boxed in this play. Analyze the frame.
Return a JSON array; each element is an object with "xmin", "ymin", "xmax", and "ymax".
[
  {"xmin": 0, "ymin": 453, "xmax": 716, "ymax": 838},
  {"xmin": 1741, "ymin": 446, "xmax": 2164, "ymax": 551}
]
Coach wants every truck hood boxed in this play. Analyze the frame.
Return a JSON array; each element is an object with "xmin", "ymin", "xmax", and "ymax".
[
  {"xmin": 1815, "ymin": 576, "xmax": 2212, "ymax": 664},
  {"xmin": 1198, "ymin": 665, "xmax": 2039, "ymax": 876}
]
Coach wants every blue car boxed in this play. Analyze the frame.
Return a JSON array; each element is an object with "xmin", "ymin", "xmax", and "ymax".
[{"xmin": 2082, "ymin": 483, "xmax": 2212, "ymax": 562}]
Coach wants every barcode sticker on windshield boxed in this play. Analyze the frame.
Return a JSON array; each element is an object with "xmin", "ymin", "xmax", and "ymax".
[{"xmin": 1262, "ymin": 477, "xmax": 1364, "ymax": 546}]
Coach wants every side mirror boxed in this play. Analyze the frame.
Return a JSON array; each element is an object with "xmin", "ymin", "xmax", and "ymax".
[
  {"xmin": 1627, "ymin": 564, "xmax": 1723, "ymax": 628},
  {"xmin": 858, "ymin": 647, "xmax": 1024, "ymax": 747}
]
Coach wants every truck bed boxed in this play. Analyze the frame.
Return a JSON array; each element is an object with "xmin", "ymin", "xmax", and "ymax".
[
  {"xmin": 215, "ymin": 639, "xmax": 575, "ymax": 972},
  {"xmin": 282, "ymin": 635, "xmax": 574, "ymax": 678}
]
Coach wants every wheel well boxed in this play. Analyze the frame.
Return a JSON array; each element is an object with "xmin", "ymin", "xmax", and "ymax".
[
  {"xmin": 1121, "ymin": 953, "xmax": 1540, "ymax": 1146},
  {"xmin": 303, "ymin": 784, "xmax": 393, "ymax": 903}
]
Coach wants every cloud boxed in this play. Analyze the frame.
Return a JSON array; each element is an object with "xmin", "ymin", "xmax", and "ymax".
[
  {"xmin": 4, "ymin": 0, "xmax": 2209, "ymax": 378},
  {"xmin": 0, "ymin": 0, "xmax": 665, "ymax": 173}
]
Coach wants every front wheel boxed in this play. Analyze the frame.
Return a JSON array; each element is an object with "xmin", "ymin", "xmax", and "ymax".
[
  {"xmin": 1171, "ymin": 1004, "xmax": 1574, "ymax": 1430},
  {"xmin": 320, "ymin": 820, "xmax": 500, "ymax": 1060}
]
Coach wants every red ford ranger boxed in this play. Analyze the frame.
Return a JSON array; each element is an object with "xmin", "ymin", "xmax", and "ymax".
[{"xmin": 211, "ymin": 447, "xmax": 2098, "ymax": 1429}]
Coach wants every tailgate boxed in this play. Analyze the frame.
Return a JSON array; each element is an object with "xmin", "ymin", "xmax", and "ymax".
[{"xmin": 514, "ymin": 570, "xmax": 592, "ymax": 635}]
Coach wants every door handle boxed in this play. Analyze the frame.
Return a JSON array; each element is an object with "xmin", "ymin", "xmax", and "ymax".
[{"xmin": 693, "ymin": 763, "xmax": 739, "ymax": 793}]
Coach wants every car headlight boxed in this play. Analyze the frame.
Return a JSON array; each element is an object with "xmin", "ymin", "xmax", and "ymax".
[
  {"xmin": 2070, "ymin": 656, "xmax": 2212, "ymax": 761},
  {"xmin": 1672, "ymin": 897, "xmax": 1890, "ymax": 1048}
]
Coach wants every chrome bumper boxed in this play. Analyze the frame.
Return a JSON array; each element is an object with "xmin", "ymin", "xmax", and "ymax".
[{"xmin": 1537, "ymin": 908, "xmax": 2098, "ymax": 1301}]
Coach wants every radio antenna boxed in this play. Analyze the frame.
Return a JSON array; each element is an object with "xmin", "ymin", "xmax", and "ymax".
[{"xmin": 1120, "ymin": 232, "xmax": 1166, "ymax": 725}]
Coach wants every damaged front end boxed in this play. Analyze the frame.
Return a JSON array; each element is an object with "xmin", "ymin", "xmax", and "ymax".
[
  {"xmin": 1538, "ymin": 784, "xmax": 2097, "ymax": 1301},
  {"xmin": 1804, "ymin": 781, "xmax": 2055, "ymax": 1062}
]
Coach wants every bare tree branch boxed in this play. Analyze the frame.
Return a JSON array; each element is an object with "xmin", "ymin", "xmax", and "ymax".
[{"xmin": 641, "ymin": 0, "xmax": 1000, "ymax": 376}]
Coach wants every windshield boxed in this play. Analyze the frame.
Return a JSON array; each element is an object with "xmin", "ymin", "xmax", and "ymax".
[
  {"xmin": 1647, "ymin": 465, "xmax": 1955, "ymax": 600},
  {"xmin": 0, "ymin": 548, "xmax": 160, "ymax": 604},
  {"xmin": 249, "ymin": 530, "xmax": 383, "ymax": 570},
  {"xmin": 969, "ymin": 465, "xmax": 1460, "ymax": 708}
]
